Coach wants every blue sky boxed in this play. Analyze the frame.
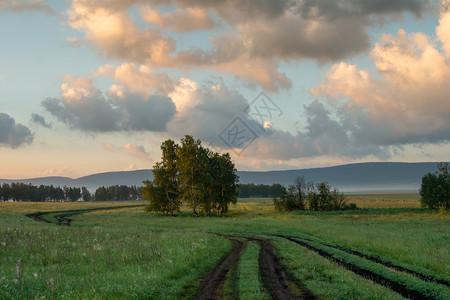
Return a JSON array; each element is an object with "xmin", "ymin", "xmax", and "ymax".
[{"xmin": 1, "ymin": 0, "xmax": 449, "ymax": 179}]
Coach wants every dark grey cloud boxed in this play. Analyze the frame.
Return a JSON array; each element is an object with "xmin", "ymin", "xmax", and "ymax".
[
  {"xmin": 68, "ymin": 0, "xmax": 433, "ymax": 91},
  {"xmin": 30, "ymin": 113, "xmax": 52, "ymax": 128},
  {"xmin": 42, "ymin": 77, "xmax": 176, "ymax": 133},
  {"xmin": 296, "ymin": 0, "xmax": 429, "ymax": 20},
  {"xmin": 240, "ymin": 100, "xmax": 391, "ymax": 160},
  {"xmin": 0, "ymin": 113, "xmax": 34, "ymax": 148},
  {"xmin": 107, "ymin": 90, "xmax": 177, "ymax": 132},
  {"xmin": 167, "ymin": 82, "xmax": 261, "ymax": 144},
  {"xmin": 0, "ymin": 0, "xmax": 55, "ymax": 15}
]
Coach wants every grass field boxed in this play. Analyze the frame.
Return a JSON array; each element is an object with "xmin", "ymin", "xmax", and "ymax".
[{"xmin": 0, "ymin": 195, "xmax": 449, "ymax": 299}]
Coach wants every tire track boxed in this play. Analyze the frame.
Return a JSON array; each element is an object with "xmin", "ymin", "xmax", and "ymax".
[
  {"xmin": 293, "ymin": 235, "xmax": 449, "ymax": 287},
  {"xmin": 250, "ymin": 237, "xmax": 316, "ymax": 300},
  {"xmin": 195, "ymin": 237, "xmax": 246, "ymax": 300},
  {"xmin": 276, "ymin": 235, "xmax": 435, "ymax": 300},
  {"xmin": 26, "ymin": 205, "xmax": 144, "ymax": 226},
  {"xmin": 199, "ymin": 234, "xmax": 316, "ymax": 300}
]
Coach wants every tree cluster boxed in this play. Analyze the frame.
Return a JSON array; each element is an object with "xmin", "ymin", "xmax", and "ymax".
[
  {"xmin": 143, "ymin": 135, "xmax": 239, "ymax": 217},
  {"xmin": 237, "ymin": 183, "xmax": 283, "ymax": 198},
  {"xmin": 0, "ymin": 183, "xmax": 91, "ymax": 202},
  {"xmin": 94, "ymin": 185, "xmax": 142, "ymax": 201},
  {"xmin": 420, "ymin": 163, "xmax": 449, "ymax": 210},
  {"xmin": 273, "ymin": 177, "xmax": 355, "ymax": 212}
]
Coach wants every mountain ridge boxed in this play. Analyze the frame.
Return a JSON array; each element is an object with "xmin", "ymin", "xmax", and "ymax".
[{"xmin": 1, "ymin": 162, "xmax": 443, "ymax": 193}]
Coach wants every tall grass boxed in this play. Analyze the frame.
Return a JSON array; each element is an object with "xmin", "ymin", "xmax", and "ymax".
[
  {"xmin": 0, "ymin": 204, "xmax": 230, "ymax": 299},
  {"xmin": 0, "ymin": 195, "xmax": 448, "ymax": 299}
]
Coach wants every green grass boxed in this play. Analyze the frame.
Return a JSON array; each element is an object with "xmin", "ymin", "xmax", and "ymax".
[
  {"xmin": 271, "ymin": 237, "xmax": 405, "ymax": 299},
  {"xmin": 236, "ymin": 241, "xmax": 271, "ymax": 299},
  {"xmin": 0, "ymin": 195, "xmax": 449, "ymax": 299},
  {"xmin": 0, "ymin": 204, "xmax": 231, "ymax": 299},
  {"xmin": 283, "ymin": 236, "xmax": 450, "ymax": 299},
  {"xmin": 237, "ymin": 197, "xmax": 273, "ymax": 203}
]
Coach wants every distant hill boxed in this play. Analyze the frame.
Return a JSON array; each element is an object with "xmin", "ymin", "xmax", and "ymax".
[{"xmin": 0, "ymin": 162, "xmax": 443, "ymax": 193}]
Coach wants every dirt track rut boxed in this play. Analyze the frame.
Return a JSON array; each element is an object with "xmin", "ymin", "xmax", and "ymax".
[
  {"xmin": 26, "ymin": 205, "xmax": 143, "ymax": 226},
  {"xmin": 195, "ymin": 235, "xmax": 316, "ymax": 300},
  {"xmin": 276, "ymin": 235, "xmax": 436, "ymax": 300}
]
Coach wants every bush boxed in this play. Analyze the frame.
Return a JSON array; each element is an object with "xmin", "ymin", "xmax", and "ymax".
[
  {"xmin": 420, "ymin": 163, "xmax": 449, "ymax": 210},
  {"xmin": 274, "ymin": 177, "xmax": 352, "ymax": 212}
]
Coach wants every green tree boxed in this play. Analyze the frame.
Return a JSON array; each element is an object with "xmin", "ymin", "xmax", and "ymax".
[
  {"xmin": 273, "ymin": 177, "xmax": 308, "ymax": 212},
  {"xmin": 207, "ymin": 152, "xmax": 239, "ymax": 216},
  {"xmin": 143, "ymin": 135, "xmax": 239, "ymax": 217},
  {"xmin": 177, "ymin": 135, "xmax": 204, "ymax": 216},
  {"xmin": 420, "ymin": 162, "xmax": 449, "ymax": 210},
  {"xmin": 82, "ymin": 187, "xmax": 92, "ymax": 202},
  {"xmin": 274, "ymin": 179, "xmax": 350, "ymax": 211},
  {"xmin": 142, "ymin": 180, "xmax": 170, "ymax": 214},
  {"xmin": 145, "ymin": 139, "xmax": 181, "ymax": 216}
]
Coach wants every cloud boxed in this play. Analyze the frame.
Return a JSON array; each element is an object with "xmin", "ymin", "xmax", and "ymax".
[
  {"xmin": 0, "ymin": 113, "xmax": 34, "ymax": 148},
  {"xmin": 67, "ymin": 1, "xmax": 176, "ymax": 65},
  {"xmin": 42, "ymin": 75, "xmax": 176, "ymax": 132},
  {"xmin": 107, "ymin": 85, "xmax": 176, "ymax": 132},
  {"xmin": 0, "ymin": 0, "xmax": 55, "ymax": 14},
  {"xmin": 66, "ymin": 0, "xmax": 433, "ymax": 91},
  {"xmin": 141, "ymin": 6, "xmax": 216, "ymax": 32},
  {"xmin": 237, "ymin": 100, "xmax": 390, "ymax": 161},
  {"xmin": 40, "ymin": 166, "xmax": 71, "ymax": 176},
  {"xmin": 166, "ymin": 79, "xmax": 261, "ymax": 144},
  {"xmin": 437, "ymin": 0, "xmax": 450, "ymax": 57},
  {"xmin": 109, "ymin": 63, "xmax": 175, "ymax": 96},
  {"xmin": 42, "ymin": 76, "xmax": 120, "ymax": 132},
  {"xmin": 309, "ymin": 4, "xmax": 450, "ymax": 148},
  {"xmin": 104, "ymin": 142, "xmax": 151, "ymax": 162},
  {"xmin": 30, "ymin": 113, "xmax": 52, "ymax": 128}
]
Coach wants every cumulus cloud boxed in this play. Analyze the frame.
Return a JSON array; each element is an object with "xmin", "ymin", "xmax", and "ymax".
[
  {"xmin": 0, "ymin": 113, "xmax": 34, "ymax": 148},
  {"xmin": 108, "ymin": 63, "xmax": 175, "ymax": 96},
  {"xmin": 197, "ymin": 2, "xmax": 450, "ymax": 161},
  {"xmin": 104, "ymin": 142, "xmax": 151, "ymax": 162},
  {"xmin": 0, "ymin": 0, "xmax": 55, "ymax": 14},
  {"xmin": 30, "ymin": 113, "xmax": 52, "ymax": 128},
  {"xmin": 67, "ymin": 1, "xmax": 176, "ymax": 66},
  {"xmin": 42, "ymin": 75, "xmax": 176, "ymax": 132},
  {"xmin": 107, "ymin": 85, "xmax": 176, "ymax": 132},
  {"xmin": 66, "ymin": 0, "xmax": 432, "ymax": 91},
  {"xmin": 238, "ymin": 100, "xmax": 390, "ymax": 161},
  {"xmin": 166, "ymin": 79, "xmax": 261, "ymax": 144},
  {"xmin": 309, "ymin": 4, "xmax": 450, "ymax": 148},
  {"xmin": 42, "ymin": 76, "xmax": 120, "ymax": 132},
  {"xmin": 141, "ymin": 6, "xmax": 216, "ymax": 32}
]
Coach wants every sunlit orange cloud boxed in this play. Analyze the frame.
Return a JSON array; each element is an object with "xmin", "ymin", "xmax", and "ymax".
[
  {"xmin": 68, "ymin": 0, "xmax": 413, "ymax": 91},
  {"xmin": 103, "ymin": 142, "xmax": 152, "ymax": 162},
  {"xmin": 68, "ymin": 1, "xmax": 176, "ymax": 66},
  {"xmin": 310, "ymin": 4, "xmax": 450, "ymax": 146},
  {"xmin": 140, "ymin": 6, "xmax": 215, "ymax": 32},
  {"xmin": 39, "ymin": 166, "xmax": 71, "ymax": 177}
]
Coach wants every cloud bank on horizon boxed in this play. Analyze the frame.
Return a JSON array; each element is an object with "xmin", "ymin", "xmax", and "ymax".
[{"xmin": 1, "ymin": 0, "xmax": 450, "ymax": 176}]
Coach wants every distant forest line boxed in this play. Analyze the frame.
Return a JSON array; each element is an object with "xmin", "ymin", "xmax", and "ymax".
[{"xmin": 0, "ymin": 183, "xmax": 282, "ymax": 202}]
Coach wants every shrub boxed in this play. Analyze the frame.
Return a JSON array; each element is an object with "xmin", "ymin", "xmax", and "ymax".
[
  {"xmin": 420, "ymin": 163, "xmax": 449, "ymax": 210},
  {"xmin": 274, "ymin": 177, "xmax": 351, "ymax": 212}
]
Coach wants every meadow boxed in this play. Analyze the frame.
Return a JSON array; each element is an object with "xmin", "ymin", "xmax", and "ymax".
[{"xmin": 0, "ymin": 195, "xmax": 448, "ymax": 299}]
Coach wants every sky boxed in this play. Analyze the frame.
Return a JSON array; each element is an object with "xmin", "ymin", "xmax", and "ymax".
[{"xmin": 1, "ymin": 0, "xmax": 449, "ymax": 179}]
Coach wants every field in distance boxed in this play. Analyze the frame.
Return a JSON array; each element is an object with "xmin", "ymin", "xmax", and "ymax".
[
  {"xmin": 238, "ymin": 194, "xmax": 421, "ymax": 207},
  {"xmin": 1, "ymin": 194, "xmax": 448, "ymax": 299}
]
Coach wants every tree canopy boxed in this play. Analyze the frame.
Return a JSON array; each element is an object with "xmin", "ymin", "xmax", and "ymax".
[
  {"xmin": 420, "ymin": 162, "xmax": 449, "ymax": 210},
  {"xmin": 143, "ymin": 135, "xmax": 239, "ymax": 216},
  {"xmin": 273, "ymin": 177, "xmax": 354, "ymax": 212}
]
